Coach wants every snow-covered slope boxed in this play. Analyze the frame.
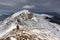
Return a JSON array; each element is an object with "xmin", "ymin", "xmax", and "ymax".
[{"xmin": 0, "ymin": 10, "xmax": 60, "ymax": 40}]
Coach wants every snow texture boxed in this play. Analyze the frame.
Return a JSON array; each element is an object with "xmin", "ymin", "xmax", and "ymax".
[{"xmin": 0, "ymin": 10, "xmax": 60, "ymax": 40}]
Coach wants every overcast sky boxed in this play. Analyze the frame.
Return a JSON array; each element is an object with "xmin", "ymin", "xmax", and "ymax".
[{"xmin": 0, "ymin": 0, "xmax": 60, "ymax": 13}]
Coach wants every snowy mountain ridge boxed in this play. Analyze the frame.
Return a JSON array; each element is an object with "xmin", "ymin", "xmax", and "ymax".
[
  {"xmin": 11, "ymin": 10, "xmax": 29, "ymax": 18},
  {"xmin": 0, "ymin": 10, "xmax": 60, "ymax": 40}
]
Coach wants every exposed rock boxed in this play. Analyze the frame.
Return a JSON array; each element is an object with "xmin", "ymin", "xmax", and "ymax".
[
  {"xmin": 27, "ymin": 13, "xmax": 33, "ymax": 19},
  {"xmin": 0, "ymin": 26, "xmax": 59, "ymax": 40}
]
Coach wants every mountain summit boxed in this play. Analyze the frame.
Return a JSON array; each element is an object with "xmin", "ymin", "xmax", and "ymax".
[{"xmin": 0, "ymin": 10, "xmax": 60, "ymax": 40}]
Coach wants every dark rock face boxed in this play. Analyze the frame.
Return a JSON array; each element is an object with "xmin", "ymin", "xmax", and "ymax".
[
  {"xmin": 5, "ymin": 37, "xmax": 10, "ymax": 40},
  {"xmin": 45, "ymin": 16, "xmax": 60, "ymax": 25},
  {"xmin": 28, "ymin": 13, "xmax": 33, "ymax": 19}
]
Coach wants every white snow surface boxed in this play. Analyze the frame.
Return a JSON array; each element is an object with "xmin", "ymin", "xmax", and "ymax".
[
  {"xmin": 10, "ymin": 37, "xmax": 17, "ymax": 40},
  {"xmin": 0, "ymin": 10, "xmax": 60, "ymax": 40}
]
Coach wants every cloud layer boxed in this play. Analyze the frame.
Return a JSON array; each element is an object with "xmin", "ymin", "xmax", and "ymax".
[
  {"xmin": 22, "ymin": 5, "xmax": 35, "ymax": 9},
  {"xmin": 0, "ymin": 0, "xmax": 60, "ymax": 13}
]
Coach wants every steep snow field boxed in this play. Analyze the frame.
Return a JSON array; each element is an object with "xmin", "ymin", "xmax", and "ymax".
[{"xmin": 0, "ymin": 10, "xmax": 60, "ymax": 40}]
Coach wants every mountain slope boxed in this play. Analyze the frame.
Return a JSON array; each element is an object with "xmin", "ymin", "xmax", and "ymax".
[{"xmin": 0, "ymin": 10, "xmax": 60, "ymax": 40}]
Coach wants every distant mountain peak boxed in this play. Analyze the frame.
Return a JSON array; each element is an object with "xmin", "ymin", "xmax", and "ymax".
[{"xmin": 11, "ymin": 10, "xmax": 30, "ymax": 18}]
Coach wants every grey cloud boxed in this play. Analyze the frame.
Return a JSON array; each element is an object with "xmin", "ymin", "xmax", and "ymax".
[
  {"xmin": 0, "ymin": 2, "xmax": 16, "ymax": 6},
  {"xmin": 0, "ymin": 0, "xmax": 29, "ymax": 11},
  {"xmin": 27, "ymin": 0, "xmax": 60, "ymax": 12},
  {"xmin": 0, "ymin": 0, "xmax": 60, "ymax": 13},
  {"xmin": 22, "ymin": 5, "xmax": 35, "ymax": 9},
  {"xmin": 13, "ymin": 0, "xmax": 28, "ymax": 3}
]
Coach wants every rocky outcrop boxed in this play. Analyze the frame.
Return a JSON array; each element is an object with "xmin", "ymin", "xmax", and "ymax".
[{"xmin": 0, "ymin": 26, "xmax": 59, "ymax": 40}]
